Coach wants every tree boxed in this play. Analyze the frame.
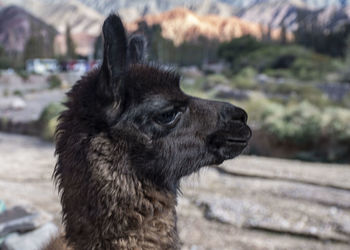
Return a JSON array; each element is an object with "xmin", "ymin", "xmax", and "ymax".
[
  {"xmin": 280, "ymin": 23, "xmax": 287, "ymax": 45},
  {"xmin": 0, "ymin": 46, "xmax": 11, "ymax": 69},
  {"xmin": 65, "ymin": 24, "xmax": 76, "ymax": 59},
  {"xmin": 295, "ymin": 8, "xmax": 350, "ymax": 57},
  {"xmin": 267, "ymin": 24, "xmax": 272, "ymax": 43},
  {"xmin": 23, "ymin": 35, "xmax": 46, "ymax": 61},
  {"xmin": 218, "ymin": 36, "xmax": 263, "ymax": 64},
  {"xmin": 93, "ymin": 34, "xmax": 103, "ymax": 60}
]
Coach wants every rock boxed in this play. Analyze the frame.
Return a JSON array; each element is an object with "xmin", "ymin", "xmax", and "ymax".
[
  {"xmin": 2, "ymin": 222, "xmax": 58, "ymax": 250},
  {"xmin": 10, "ymin": 98, "xmax": 26, "ymax": 110},
  {"xmin": 202, "ymin": 63, "xmax": 226, "ymax": 74},
  {"xmin": 195, "ymin": 194, "xmax": 350, "ymax": 243},
  {"xmin": 0, "ymin": 97, "xmax": 26, "ymax": 111},
  {"xmin": 0, "ymin": 206, "xmax": 37, "ymax": 238},
  {"xmin": 213, "ymin": 85, "xmax": 248, "ymax": 100},
  {"xmin": 256, "ymin": 74, "xmax": 271, "ymax": 84},
  {"xmin": 0, "ymin": 206, "xmax": 53, "ymax": 238},
  {"xmin": 180, "ymin": 66, "xmax": 203, "ymax": 78}
]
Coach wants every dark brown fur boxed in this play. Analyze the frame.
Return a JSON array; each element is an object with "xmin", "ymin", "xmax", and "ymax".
[{"xmin": 48, "ymin": 14, "xmax": 251, "ymax": 250}]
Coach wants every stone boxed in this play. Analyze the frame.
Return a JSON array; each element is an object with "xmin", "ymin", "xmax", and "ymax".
[
  {"xmin": 2, "ymin": 223, "xmax": 58, "ymax": 250},
  {"xmin": 213, "ymin": 85, "xmax": 248, "ymax": 100},
  {"xmin": 0, "ymin": 207, "xmax": 37, "ymax": 238}
]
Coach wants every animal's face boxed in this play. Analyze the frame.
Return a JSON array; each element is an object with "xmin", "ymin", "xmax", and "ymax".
[{"xmin": 98, "ymin": 15, "xmax": 251, "ymax": 191}]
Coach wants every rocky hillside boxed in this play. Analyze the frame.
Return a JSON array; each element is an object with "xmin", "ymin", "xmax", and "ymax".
[
  {"xmin": 0, "ymin": 0, "xmax": 104, "ymax": 55},
  {"xmin": 128, "ymin": 8, "xmax": 291, "ymax": 46},
  {"xmin": 76, "ymin": 0, "xmax": 350, "ymax": 31},
  {"xmin": 228, "ymin": 0, "xmax": 348, "ymax": 9},
  {"xmin": 75, "ymin": 0, "xmax": 237, "ymax": 21},
  {"xmin": 237, "ymin": 1, "xmax": 350, "ymax": 30},
  {"xmin": 2, "ymin": 0, "xmax": 349, "ymax": 30},
  {"xmin": 1, "ymin": 0, "xmax": 104, "ymax": 36},
  {"xmin": 0, "ymin": 5, "xmax": 57, "ymax": 54},
  {"xmin": 237, "ymin": 2, "xmax": 302, "ymax": 30},
  {"xmin": 1, "ymin": 0, "xmax": 349, "ymax": 56},
  {"xmin": 76, "ymin": 0, "xmax": 349, "ymax": 18}
]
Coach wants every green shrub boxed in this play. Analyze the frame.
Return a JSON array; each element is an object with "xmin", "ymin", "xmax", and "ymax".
[
  {"xmin": 16, "ymin": 70, "xmax": 29, "ymax": 81},
  {"xmin": 0, "ymin": 57, "xmax": 11, "ymax": 69},
  {"xmin": 262, "ymin": 82, "xmax": 331, "ymax": 107},
  {"xmin": 290, "ymin": 54, "xmax": 333, "ymax": 81},
  {"xmin": 3, "ymin": 89, "xmax": 9, "ymax": 97},
  {"xmin": 256, "ymin": 100, "xmax": 350, "ymax": 162},
  {"xmin": 13, "ymin": 89, "xmax": 23, "ymax": 97},
  {"xmin": 218, "ymin": 36, "xmax": 263, "ymax": 65},
  {"xmin": 0, "ymin": 46, "xmax": 11, "ymax": 69},
  {"xmin": 342, "ymin": 92, "xmax": 350, "ymax": 108},
  {"xmin": 38, "ymin": 102, "xmax": 65, "ymax": 141},
  {"xmin": 0, "ymin": 117, "xmax": 9, "ymax": 129},
  {"xmin": 231, "ymin": 67, "xmax": 258, "ymax": 90},
  {"xmin": 263, "ymin": 82, "xmax": 299, "ymax": 95},
  {"xmin": 322, "ymin": 107, "xmax": 350, "ymax": 141},
  {"xmin": 263, "ymin": 101, "xmax": 322, "ymax": 145},
  {"xmin": 264, "ymin": 69, "xmax": 293, "ymax": 79},
  {"xmin": 47, "ymin": 74, "xmax": 62, "ymax": 89},
  {"xmin": 298, "ymin": 85, "xmax": 330, "ymax": 107},
  {"xmin": 219, "ymin": 40, "xmax": 337, "ymax": 81},
  {"xmin": 207, "ymin": 74, "xmax": 229, "ymax": 85},
  {"xmin": 240, "ymin": 97, "xmax": 283, "ymax": 125}
]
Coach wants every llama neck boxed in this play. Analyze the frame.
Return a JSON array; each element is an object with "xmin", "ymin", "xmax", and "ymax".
[{"xmin": 60, "ymin": 134, "xmax": 180, "ymax": 250}]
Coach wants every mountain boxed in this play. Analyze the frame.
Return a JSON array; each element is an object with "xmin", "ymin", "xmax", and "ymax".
[
  {"xmin": 0, "ymin": 0, "xmax": 104, "ymax": 55},
  {"xmin": 237, "ymin": 2, "xmax": 303, "ymax": 30},
  {"xmin": 312, "ymin": 5, "xmax": 350, "ymax": 30},
  {"xmin": 2, "ymin": 0, "xmax": 349, "ymax": 32},
  {"xmin": 73, "ymin": 0, "xmax": 350, "ymax": 30},
  {"xmin": 75, "ymin": 0, "xmax": 238, "ymax": 22},
  {"xmin": 1, "ymin": 0, "xmax": 104, "ymax": 36},
  {"xmin": 0, "ymin": 5, "xmax": 57, "ymax": 54},
  {"xmin": 1, "ymin": 0, "xmax": 348, "ymax": 57},
  {"xmin": 221, "ymin": 0, "xmax": 347, "ymax": 9},
  {"xmin": 75, "ymin": 0, "xmax": 350, "ymax": 19},
  {"xmin": 127, "ymin": 8, "xmax": 291, "ymax": 46},
  {"xmin": 237, "ymin": 1, "xmax": 350, "ymax": 30}
]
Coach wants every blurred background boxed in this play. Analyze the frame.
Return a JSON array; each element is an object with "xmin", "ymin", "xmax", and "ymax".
[{"xmin": 0, "ymin": 0, "xmax": 349, "ymax": 249}]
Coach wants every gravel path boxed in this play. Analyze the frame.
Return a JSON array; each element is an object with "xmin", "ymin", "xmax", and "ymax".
[{"xmin": 0, "ymin": 132, "xmax": 349, "ymax": 250}]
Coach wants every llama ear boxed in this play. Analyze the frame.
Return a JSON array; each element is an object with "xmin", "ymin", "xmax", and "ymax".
[
  {"xmin": 128, "ymin": 34, "xmax": 147, "ymax": 64},
  {"xmin": 101, "ymin": 14, "xmax": 128, "ymax": 80}
]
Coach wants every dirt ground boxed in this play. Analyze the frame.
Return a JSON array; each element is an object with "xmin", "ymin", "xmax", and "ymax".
[{"xmin": 0, "ymin": 132, "xmax": 349, "ymax": 250}]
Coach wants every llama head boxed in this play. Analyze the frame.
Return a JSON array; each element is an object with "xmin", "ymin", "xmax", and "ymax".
[{"xmin": 81, "ymin": 15, "xmax": 251, "ymax": 192}]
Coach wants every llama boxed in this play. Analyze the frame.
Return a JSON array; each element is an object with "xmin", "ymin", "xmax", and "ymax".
[{"xmin": 46, "ymin": 14, "xmax": 251, "ymax": 250}]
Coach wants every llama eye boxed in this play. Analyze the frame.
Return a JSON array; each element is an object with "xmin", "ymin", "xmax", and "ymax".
[{"xmin": 155, "ymin": 110, "xmax": 181, "ymax": 126}]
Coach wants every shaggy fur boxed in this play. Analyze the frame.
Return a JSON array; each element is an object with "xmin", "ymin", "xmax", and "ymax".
[{"xmin": 48, "ymin": 14, "xmax": 251, "ymax": 250}]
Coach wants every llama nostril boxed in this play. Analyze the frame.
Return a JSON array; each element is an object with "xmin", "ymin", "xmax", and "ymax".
[
  {"xmin": 220, "ymin": 104, "xmax": 248, "ymax": 123},
  {"xmin": 238, "ymin": 108, "xmax": 248, "ymax": 123}
]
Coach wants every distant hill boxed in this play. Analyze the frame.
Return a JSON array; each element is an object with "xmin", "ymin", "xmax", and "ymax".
[
  {"xmin": 127, "ymin": 8, "xmax": 291, "ymax": 46},
  {"xmin": 1, "ymin": 0, "xmax": 104, "ymax": 36},
  {"xmin": 75, "ymin": 0, "xmax": 350, "ymax": 31},
  {"xmin": 0, "ymin": 0, "xmax": 104, "ymax": 55},
  {"xmin": 237, "ymin": 2, "xmax": 302, "ymax": 30},
  {"xmin": 76, "ymin": 0, "xmax": 350, "ymax": 19},
  {"xmin": 217, "ymin": 0, "xmax": 347, "ymax": 9},
  {"xmin": 0, "ymin": 0, "xmax": 349, "ymax": 57},
  {"xmin": 75, "ymin": 0, "xmax": 237, "ymax": 22},
  {"xmin": 1, "ymin": 0, "xmax": 350, "ymax": 33},
  {"xmin": 237, "ymin": 1, "xmax": 350, "ymax": 30},
  {"xmin": 0, "ymin": 5, "xmax": 57, "ymax": 54}
]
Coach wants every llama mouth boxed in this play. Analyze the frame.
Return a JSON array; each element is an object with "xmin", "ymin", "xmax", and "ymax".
[{"xmin": 226, "ymin": 138, "xmax": 249, "ymax": 146}]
